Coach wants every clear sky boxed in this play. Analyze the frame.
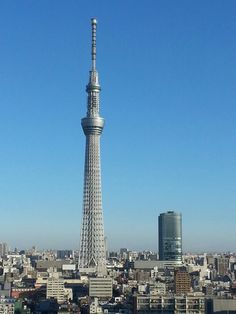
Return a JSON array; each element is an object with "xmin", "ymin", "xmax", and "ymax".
[{"xmin": 0, "ymin": 0, "xmax": 236, "ymax": 252}]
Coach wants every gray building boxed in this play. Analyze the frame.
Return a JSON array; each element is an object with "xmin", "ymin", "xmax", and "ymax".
[
  {"xmin": 89, "ymin": 277, "xmax": 113, "ymax": 298},
  {"xmin": 213, "ymin": 298, "xmax": 236, "ymax": 313},
  {"xmin": 56, "ymin": 250, "xmax": 73, "ymax": 260},
  {"xmin": 0, "ymin": 243, "xmax": 8, "ymax": 257},
  {"xmin": 158, "ymin": 211, "xmax": 182, "ymax": 262},
  {"xmin": 135, "ymin": 293, "xmax": 205, "ymax": 314}
]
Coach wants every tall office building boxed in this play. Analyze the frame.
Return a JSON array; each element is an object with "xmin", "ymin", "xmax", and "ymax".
[
  {"xmin": 0, "ymin": 243, "xmax": 8, "ymax": 257},
  {"xmin": 158, "ymin": 211, "xmax": 182, "ymax": 262},
  {"xmin": 216, "ymin": 256, "xmax": 229, "ymax": 276},
  {"xmin": 79, "ymin": 19, "xmax": 106, "ymax": 275}
]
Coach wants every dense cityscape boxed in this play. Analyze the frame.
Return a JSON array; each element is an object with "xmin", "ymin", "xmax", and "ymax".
[
  {"xmin": 0, "ymin": 242, "xmax": 236, "ymax": 313},
  {"xmin": 0, "ymin": 16, "xmax": 235, "ymax": 314}
]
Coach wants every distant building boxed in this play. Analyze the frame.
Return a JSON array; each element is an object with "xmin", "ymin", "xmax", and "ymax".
[
  {"xmin": 149, "ymin": 281, "xmax": 166, "ymax": 295},
  {"xmin": 56, "ymin": 250, "xmax": 73, "ymax": 260},
  {"xmin": 175, "ymin": 294, "xmax": 205, "ymax": 313},
  {"xmin": 89, "ymin": 277, "xmax": 113, "ymax": 298},
  {"xmin": 0, "ymin": 297, "xmax": 14, "ymax": 314},
  {"xmin": 90, "ymin": 298, "xmax": 103, "ymax": 313},
  {"xmin": 216, "ymin": 257, "xmax": 229, "ymax": 276},
  {"xmin": 175, "ymin": 267, "xmax": 191, "ymax": 294},
  {"xmin": 207, "ymin": 255, "xmax": 216, "ymax": 267},
  {"xmin": 134, "ymin": 293, "xmax": 205, "ymax": 313},
  {"xmin": 135, "ymin": 270, "xmax": 150, "ymax": 282},
  {"xmin": 11, "ymin": 287, "xmax": 36, "ymax": 299},
  {"xmin": 120, "ymin": 248, "xmax": 129, "ymax": 260},
  {"xmin": 213, "ymin": 298, "xmax": 236, "ymax": 313},
  {"xmin": 158, "ymin": 211, "xmax": 182, "ymax": 262},
  {"xmin": 0, "ymin": 243, "xmax": 8, "ymax": 257},
  {"xmin": 36, "ymin": 260, "xmax": 71, "ymax": 272},
  {"xmin": 46, "ymin": 272, "xmax": 72, "ymax": 303},
  {"xmin": 134, "ymin": 260, "xmax": 182, "ymax": 271}
]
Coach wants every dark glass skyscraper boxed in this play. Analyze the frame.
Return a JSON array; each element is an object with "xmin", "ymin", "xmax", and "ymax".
[{"xmin": 158, "ymin": 211, "xmax": 182, "ymax": 262}]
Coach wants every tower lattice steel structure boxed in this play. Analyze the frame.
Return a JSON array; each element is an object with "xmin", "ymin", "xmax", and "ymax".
[{"xmin": 79, "ymin": 19, "xmax": 106, "ymax": 274}]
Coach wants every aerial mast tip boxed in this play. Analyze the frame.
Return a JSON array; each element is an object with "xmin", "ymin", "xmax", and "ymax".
[
  {"xmin": 91, "ymin": 18, "xmax": 97, "ymax": 25},
  {"xmin": 91, "ymin": 18, "xmax": 97, "ymax": 70}
]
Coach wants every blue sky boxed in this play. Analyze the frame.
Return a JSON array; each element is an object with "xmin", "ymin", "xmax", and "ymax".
[{"xmin": 0, "ymin": 0, "xmax": 235, "ymax": 252}]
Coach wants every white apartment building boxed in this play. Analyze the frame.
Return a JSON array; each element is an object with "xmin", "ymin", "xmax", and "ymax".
[{"xmin": 46, "ymin": 272, "xmax": 72, "ymax": 303}]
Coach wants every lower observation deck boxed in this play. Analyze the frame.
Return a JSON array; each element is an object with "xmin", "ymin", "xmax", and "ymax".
[{"xmin": 81, "ymin": 117, "xmax": 104, "ymax": 135}]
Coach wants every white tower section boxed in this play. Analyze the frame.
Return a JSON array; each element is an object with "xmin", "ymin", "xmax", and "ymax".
[{"xmin": 79, "ymin": 19, "xmax": 106, "ymax": 275}]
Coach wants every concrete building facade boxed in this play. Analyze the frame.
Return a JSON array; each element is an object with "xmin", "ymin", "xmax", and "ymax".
[
  {"xmin": 135, "ymin": 293, "xmax": 205, "ymax": 314},
  {"xmin": 174, "ymin": 268, "xmax": 191, "ymax": 294},
  {"xmin": 89, "ymin": 277, "xmax": 113, "ymax": 298}
]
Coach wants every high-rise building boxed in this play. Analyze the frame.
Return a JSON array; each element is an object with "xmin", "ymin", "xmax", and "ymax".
[
  {"xmin": 216, "ymin": 256, "xmax": 229, "ymax": 276},
  {"xmin": 79, "ymin": 19, "xmax": 106, "ymax": 275},
  {"xmin": 158, "ymin": 211, "xmax": 182, "ymax": 262},
  {"xmin": 0, "ymin": 243, "xmax": 8, "ymax": 257}
]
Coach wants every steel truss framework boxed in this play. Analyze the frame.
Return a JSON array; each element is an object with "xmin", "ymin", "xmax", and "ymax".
[{"xmin": 79, "ymin": 19, "xmax": 106, "ymax": 275}]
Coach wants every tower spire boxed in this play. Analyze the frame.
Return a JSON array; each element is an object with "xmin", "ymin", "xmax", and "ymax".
[
  {"xmin": 86, "ymin": 18, "xmax": 101, "ymax": 118},
  {"xmin": 91, "ymin": 18, "xmax": 97, "ymax": 71}
]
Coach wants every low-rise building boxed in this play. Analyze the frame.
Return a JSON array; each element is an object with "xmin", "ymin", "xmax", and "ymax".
[
  {"xmin": 134, "ymin": 293, "xmax": 205, "ymax": 314},
  {"xmin": 89, "ymin": 277, "xmax": 113, "ymax": 298},
  {"xmin": 46, "ymin": 271, "xmax": 72, "ymax": 303},
  {"xmin": 0, "ymin": 297, "xmax": 14, "ymax": 314},
  {"xmin": 174, "ymin": 268, "xmax": 191, "ymax": 294}
]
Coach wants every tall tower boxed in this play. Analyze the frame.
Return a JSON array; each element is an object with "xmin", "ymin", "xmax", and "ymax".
[
  {"xmin": 79, "ymin": 19, "xmax": 106, "ymax": 275},
  {"xmin": 158, "ymin": 211, "xmax": 182, "ymax": 263}
]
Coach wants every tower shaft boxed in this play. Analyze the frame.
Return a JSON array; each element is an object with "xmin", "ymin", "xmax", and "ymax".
[{"xmin": 79, "ymin": 19, "xmax": 106, "ymax": 274}]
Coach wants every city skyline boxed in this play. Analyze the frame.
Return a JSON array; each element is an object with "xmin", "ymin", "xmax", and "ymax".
[{"xmin": 0, "ymin": 1, "xmax": 236, "ymax": 251}]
